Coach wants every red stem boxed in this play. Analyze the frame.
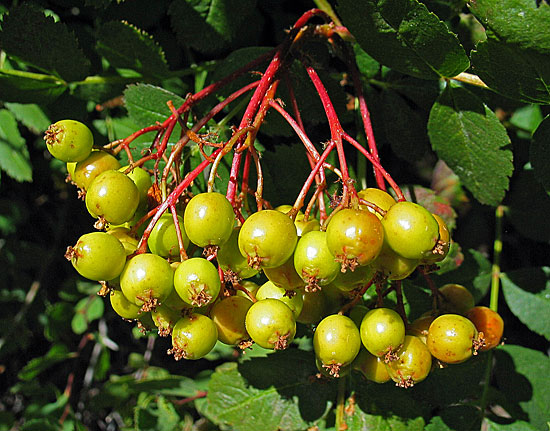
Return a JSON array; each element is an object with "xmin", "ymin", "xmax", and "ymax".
[
  {"xmin": 292, "ymin": 8, "xmax": 331, "ymax": 29},
  {"xmin": 342, "ymin": 132, "xmax": 404, "ymax": 201},
  {"xmin": 226, "ymin": 47, "xmax": 288, "ymax": 204},
  {"xmin": 293, "ymin": 140, "xmax": 336, "ymax": 213},
  {"xmin": 347, "ymin": 51, "xmax": 386, "ymax": 190},
  {"xmin": 305, "ymin": 66, "xmax": 356, "ymax": 206}
]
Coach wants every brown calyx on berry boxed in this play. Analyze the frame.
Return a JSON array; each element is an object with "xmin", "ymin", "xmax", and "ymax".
[
  {"xmin": 283, "ymin": 289, "xmax": 297, "ymax": 298},
  {"xmin": 238, "ymin": 339, "xmax": 254, "ymax": 350},
  {"xmin": 189, "ymin": 285, "xmax": 213, "ymax": 307},
  {"xmin": 274, "ymin": 332, "xmax": 291, "ymax": 350},
  {"xmin": 223, "ymin": 269, "xmax": 241, "ymax": 285},
  {"xmin": 304, "ymin": 275, "xmax": 321, "ymax": 293},
  {"xmin": 97, "ymin": 281, "xmax": 111, "ymax": 296},
  {"xmin": 94, "ymin": 216, "xmax": 107, "ymax": 230},
  {"xmin": 44, "ymin": 123, "xmax": 61, "ymax": 146},
  {"xmin": 322, "ymin": 362, "xmax": 343, "ymax": 378},
  {"xmin": 336, "ymin": 255, "xmax": 359, "ymax": 273},
  {"xmin": 395, "ymin": 375, "xmax": 415, "ymax": 389},
  {"xmin": 247, "ymin": 254, "xmax": 262, "ymax": 271},
  {"xmin": 383, "ymin": 348, "xmax": 398, "ymax": 364},
  {"xmin": 157, "ymin": 326, "xmax": 172, "ymax": 337},
  {"xmin": 139, "ymin": 297, "xmax": 160, "ymax": 313},
  {"xmin": 202, "ymin": 245, "xmax": 219, "ymax": 260},
  {"xmin": 473, "ymin": 331, "xmax": 486, "ymax": 355},
  {"xmin": 432, "ymin": 240, "xmax": 448, "ymax": 256},
  {"xmin": 167, "ymin": 346, "xmax": 189, "ymax": 361},
  {"xmin": 65, "ymin": 246, "xmax": 76, "ymax": 261}
]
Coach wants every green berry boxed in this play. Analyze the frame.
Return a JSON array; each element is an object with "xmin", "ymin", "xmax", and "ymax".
[
  {"xmin": 68, "ymin": 232, "xmax": 126, "ymax": 281},
  {"xmin": 184, "ymin": 192, "xmax": 234, "ymax": 247},
  {"xmin": 44, "ymin": 120, "xmax": 93, "ymax": 162}
]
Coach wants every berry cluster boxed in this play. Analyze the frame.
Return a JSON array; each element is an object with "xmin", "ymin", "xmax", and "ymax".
[{"xmin": 44, "ymin": 10, "xmax": 503, "ymax": 387}]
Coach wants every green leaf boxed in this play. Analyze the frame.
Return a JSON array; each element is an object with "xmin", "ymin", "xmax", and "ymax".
[
  {"xmin": 345, "ymin": 408, "xmax": 425, "ymax": 431},
  {"xmin": 349, "ymin": 377, "xmax": 427, "ymax": 430},
  {"xmin": 18, "ymin": 344, "xmax": 74, "ymax": 381},
  {"xmin": 19, "ymin": 419, "xmax": 59, "ymax": 431},
  {"xmin": 4, "ymin": 103, "xmax": 51, "ymax": 134},
  {"xmin": 70, "ymin": 75, "xmax": 134, "ymax": 104},
  {"xmin": 425, "ymin": 416, "xmax": 452, "ymax": 431},
  {"xmin": 507, "ymin": 169, "xmax": 550, "ymax": 243},
  {"xmin": 510, "ymin": 105, "xmax": 543, "ymax": 135},
  {"xmin": 0, "ymin": 69, "xmax": 66, "ymax": 105},
  {"xmin": 484, "ymin": 419, "xmax": 540, "ymax": 431},
  {"xmin": 494, "ymin": 345, "xmax": 550, "ymax": 430},
  {"xmin": 96, "ymin": 21, "xmax": 169, "ymax": 79},
  {"xmin": 337, "ymin": 0, "xmax": 469, "ymax": 79},
  {"xmin": 0, "ymin": 109, "xmax": 32, "ymax": 182},
  {"xmin": 471, "ymin": 37, "xmax": 550, "ymax": 104},
  {"xmin": 168, "ymin": 0, "xmax": 258, "ymax": 55},
  {"xmin": 71, "ymin": 295, "xmax": 104, "ymax": 334},
  {"xmin": 134, "ymin": 394, "xmax": 182, "ymax": 431},
  {"xmin": 0, "ymin": 4, "xmax": 90, "ymax": 81},
  {"xmin": 260, "ymin": 143, "xmax": 313, "ymax": 207},
  {"xmin": 428, "ymin": 85, "xmax": 513, "ymax": 206},
  {"xmin": 531, "ymin": 115, "xmax": 550, "ymax": 193},
  {"xmin": 468, "ymin": 0, "xmax": 550, "ymax": 103},
  {"xmin": 411, "ymin": 353, "xmax": 489, "ymax": 408},
  {"xmin": 382, "ymin": 90, "xmax": 429, "ymax": 162},
  {"xmin": 198, "ymin": 350, "xmax": 336, "ymax": 431},
  {"xmin": 501, "ymin": 268, "xmax": 550, "ymax": 341},
  {"xmin": 123, "ymin": 83, "xmax": 185, "ymax": 132},
  {"xmin": 469, "ymin": 0, "xmax": 550, "ymax": 55},
  {"xmin": 354, "ymin": 44, "xmax": 381, "ymax": 78}
]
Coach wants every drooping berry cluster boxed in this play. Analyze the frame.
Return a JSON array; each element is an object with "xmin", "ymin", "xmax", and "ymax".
[{"xmin": 45, "ymin": 8, "xmax": 503, "ymax": 387}]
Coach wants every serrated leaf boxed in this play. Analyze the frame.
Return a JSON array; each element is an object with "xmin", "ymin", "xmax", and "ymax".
[
  {"xmin": 501, "ymin": 268, "xmax": 550, "ymax": 341},
  {"xmin": 337, "ymin": 0, "xmax": 469, "ymax": 79},
  {"xmin": 0, "ymin": 109, "xmax": 32, "ymax": 182},
  {"xmin": 124, "ymin": 83, "xmax": 185, "ymax": 130},
  {"xmin": 471, "ymin": 37, "xmax": 550, "ymax": 104},
  {"xmin": 508, "ymin": 169, "xmax": 550, "ymax": 243},
  {"xmin": 18, "ymin": 344, "xmax": 74, "ymax": 381},
  {"xmin": 4, "ymin": 103, "xmax": 51, "ymax": 134},
  {"xmin": 0, "ymin": 69, "xmax": 66, "ymax": 105},
  {"xmin": 0, "ymin": 4, "xmax": 90, "ymax": 81},
  {"xmin": 96, "ymin": 21, "xmax": 169, "ymax": 79},
  {"xmin": 494, "ymin": 345, "xmax": 550, "ymax": 430},
  {"xmin": 428, "ymin": 85, "xmax": 513, "ymax": 206},
  {"xmin": 168, "ymin": 0, "xmax": 257, "ymax": 55},
  {"xmin": 469, "ymin": 0, "xmax": 550, "ymax": 55},
  {"xmin": 198, "ymin": 350, "xmax": 336, "ymax": 431},
  {"xmin": 531, "ymin": 115, "xmax": 550, "ymax": 193}
]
